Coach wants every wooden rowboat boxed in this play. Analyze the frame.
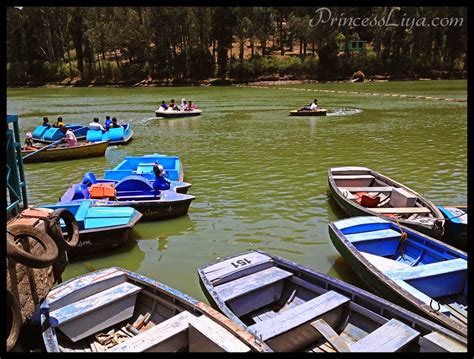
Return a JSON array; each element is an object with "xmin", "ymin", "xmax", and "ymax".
[
  {"xmin": 198, "ymin": 250, "xmax": 466, "ymax": 352},
  {"xmin": 22, "ymin": 141, "xmax": 109, "ymax": 163},
  {"xmin": 328, "ymin": 216, "xmax": 467, "ymax": 338},
  {"xmin": 289, "ymin": 109, "xmax": 327, "ymax": 116},
  {"xmin": 327, "ymin": 166, "xmax": 445, "ymax": 239},
  {"xmin": 155, "ymin": 108, "xmax": 202, "ymax": 118},
  {"xmin": 41, "ymin": 267, "xmax": 270, "ymax": 352}
]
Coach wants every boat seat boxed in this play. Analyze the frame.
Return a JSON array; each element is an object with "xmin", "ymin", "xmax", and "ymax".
[
  {"xmin": 215, "ymin": 266, "xmax": 292, "ymax": 302},
  {"xmin": 333, "ymin": 175, "xmax": 375, "ymax": 180},
  {"xmin": 384, "ymin": 259, "xmax": 467, "ymax": 298},
  {"xmin": 248, "ymin": 290, "xmax": 350, "ymax": 341},
  {"xmin": 107, "ymin": 311, "xmax": 197, "ymax": 352},
  {"xmin": 340, "ymin": 186, "xmax": 394, "ymax": 193},
  {"xmin": 349, "ymin": 319, "xmax": 420, "ymax": 352},
  {"xmin": 418, "ymin": 332, "xmax": 467, "ymax": 352},
  {"xmin": 115, "ymin": 175, "xmax": 154, "ymax": 192},
  {"xmin": 345, "ymin": 229, "xmax": 402, "ymax": 256},
  {"xmin": 371, "ymin": 207, "xmax": 431, "ymax": 214},
  {"xmin": 311, "ymin": 319, "xmax": 351, "ymax": 352},
  {"xmin": 360, "ymin": 252, "xmax": 411, "ymax": 271}
]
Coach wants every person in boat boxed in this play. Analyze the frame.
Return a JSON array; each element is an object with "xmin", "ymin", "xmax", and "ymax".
[
  {"xmin": 186, "ymin": 100, "xmax": 198, "ymax": 111},
  {"xmin": 180, "ymin": 98, "xmax": 187, "ymax": 110},
  {"xmin": 61, "ymin": 125, "xmax": 78, "ymax": 147},
  {"xmin": 299, "ymin": 99, "xmax": 318, "ymax": 111},
  {"xmin": 158, "ymin": 100, "xmax": 168, "ymax": 111},
  {"xmin": 110, "ymin": 117, "xmax": 121, "ymax": 128},
  {"xmin": 104, "ymin": 115, "xmax": 112, "ymax": 131},
  {"xmin": 152, "ymin": 162, "xmax": 171, "ymax": 191},
  {"xmin": 42, "ymin": 117, "xmax": 51, "ymax": 128},
  {"xmin": 168, "ymin": 99, "xmax": 176, "ymax": 110},
  {"xmin": 53, "ymin": 117, "xmax": 64, "ymax": 128},
  {"xmin": 89, "ymin": 117, "xmax": 106, "ymax": 132},
  {"xmin": 23, "ymin": 132, "xmax": 41, "ymax": 151}
]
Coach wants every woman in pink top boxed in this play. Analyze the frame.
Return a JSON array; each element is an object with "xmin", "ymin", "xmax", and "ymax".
[{"xmin": 61, "ymin": 126, "xmax": 78, "ymax": 147}]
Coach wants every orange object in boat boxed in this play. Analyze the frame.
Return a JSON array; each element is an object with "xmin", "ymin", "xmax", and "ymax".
[
  {"xmin": 89, "ymin": 183, "xmax": 116, "ymax": 199},
  {"xmin": 360, "ymin": 194, "xmax": 380, "ymax": 208}
]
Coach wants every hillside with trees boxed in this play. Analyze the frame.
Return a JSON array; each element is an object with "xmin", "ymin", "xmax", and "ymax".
[{"xmin": 7, "ymin": 6, "xmax": 467, "ymax": 86}]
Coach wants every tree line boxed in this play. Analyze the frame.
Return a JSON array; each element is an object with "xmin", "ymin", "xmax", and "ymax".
[{"xmin": 7, "ymin": 6, "xmax": 467, "ymax": 85}]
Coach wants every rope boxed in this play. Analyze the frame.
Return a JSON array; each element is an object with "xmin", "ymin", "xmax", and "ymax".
[{"xmin": 395, "ymin": 218, "xmax": 408, "ymax": 260}]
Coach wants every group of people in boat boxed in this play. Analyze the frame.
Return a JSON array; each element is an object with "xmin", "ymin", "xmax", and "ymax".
[
  {"xmin": 158, "ymin": 98, "xmax": 199, "ymax": 112},
  {"xmin": 24, "ymin": 115, "xmax": 123, "ymax": 151}
]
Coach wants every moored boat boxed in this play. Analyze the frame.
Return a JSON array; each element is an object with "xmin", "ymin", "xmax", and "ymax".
[
  {"xmin": 155, "ymin": 108, "xmax": 202, "ymax": 118},
  {"xmin": 40, "ymin": 267, "xmax": 269, "ymax": 352},
  {"xmin": 289, "ymin": 109, "xmax": 327, "ymax": 116},
  {"xmin": 39, "ymin": 200, "xmax": 142, "ymax": 259},
  {"xmin": 32, "ymin": 124, "xmax": 89, "ymax": 143},
  {"xmin": 59, "ymin": 174, "xmax": 195, "ymax": 220},
  {"xmin": 103, "ymin": 154, "xmax": 190, "ymax": 193},
  {"xmin": 327, "ymin": 166, "xmax": 445, "ymax": 239},
  {"xmin": 198, "ymin": 250, "xmax": 466, "ymax": 352},
  {"xmin": 86, "ymin": 123, "xmax": 133, "ymax": 145},
  {"xmin": 328, "ymin": 216, "xmax": 467, "ymax": 338},
  {"xmin": 22, "ymin": 141, "xmax": 109, "ymax": 163},
  {"xmin": 437, "ymin": 205, "xmax": 467, "ymax": 251}
]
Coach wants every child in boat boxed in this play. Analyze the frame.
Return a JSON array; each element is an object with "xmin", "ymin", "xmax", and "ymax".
[
  {"xmin": 111, "ymin": 117, "xmax": 121, "ymax": 128},
  {"xmin": 23, "ymin": 132, "xmax": 40, "ymax": 150},
  {"xmin": 152, "ymin": 162, "xmax": 171, "ymax": 191},
  {"xmin": 42, "ymin": 117, "xmax": 51, "ymax": 128},
  {"xmin": 53, "ymin": 117, "xmax": 64, "ymax": 127},
  {"xmin": 104, "ymin": 116, "xmax": 112, "ymax": 130}
]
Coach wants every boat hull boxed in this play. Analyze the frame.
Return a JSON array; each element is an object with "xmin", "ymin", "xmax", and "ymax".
[
  {"xmin": 22, "ymin": 141, "xmax": 109, "ymax": 163},
  {"xmin": 155, "ymin": 109, "xmax": 202, "ymax": 118},
  {"xmin": 289, "ymin": 109, "xmax": 327, "ymax": 116}
]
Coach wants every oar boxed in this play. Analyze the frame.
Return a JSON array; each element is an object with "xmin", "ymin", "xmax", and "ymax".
[{"xmin": 22, "ymin": 125, "xmax": 88, "ymax": 161}]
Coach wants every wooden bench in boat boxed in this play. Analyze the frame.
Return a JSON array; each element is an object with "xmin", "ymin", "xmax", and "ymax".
[
  {"xmin": 248, "ymin": 290, "xmax": 350, "ymax": 342},
  {"xmin": 345, "ymin": 229, "xmax": 402, "ymax": 243},
  {"xmin": 345, "ymin": 229, "xmax": 402, "ymax": 256},
  {"xmin": 50, "ymin": 282, "xmax": 142, "ymax": 342},
  {"xmin": 371, "ymin": 207, "xmax": 431, "ymax": 214},
  {"xmin": 360, "ymin": 252, "xmax": 411, "ymax": 271},
  {"xmin": 340, "ymin": 186, "xmax": 394, "ymax": 193},
  {"xmin": 349, "ymin": 318, "xmax": 420, "ymax": 352},
  {"xmin": 419, "ymin": 332, "xmax": 467, "ymax": 352},
  {"xmin": 107, "ymin": 311, "xmax": 197, "ymax": 352},
  {"xmin": 215, "ymin": 266, "xmax": 293, "ymax": 302},
  {"xmin": 188, "ymin": 314, "xmax": 251, "ymax": 352},
  {"xmin": 384, "ymin": 258, "xmax": 467, "ymax": 282},
  {"xmin": 332, "ymin": 175, "xmax": 375, "ymax": 180}
]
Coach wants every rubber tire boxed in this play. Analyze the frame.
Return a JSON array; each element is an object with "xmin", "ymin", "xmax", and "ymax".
[
  {"xmin": 45, "ymin": 208, "xmax": 80, "ymax": 250},
  {"xmin": 7, "ymin": 289, "xmax": 22, "ymax": 352},
  {"xmin": 7, "ymin": 224, "xmax": 58, "ymax": 268}
]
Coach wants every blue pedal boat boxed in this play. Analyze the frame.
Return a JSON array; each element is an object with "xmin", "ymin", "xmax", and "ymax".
[
  {"xmin": 86, "ymin": 123, "xmax": 133, "ymax": 145},
  {"xmin": 198, "ymin": 250, "xmax": 466, "ymax": 352},
  {"xmin": 437, "ymin": 205, "xmax": 467, "ymax": 251},
  {"xmin": 59, "ymin": 174, "xmax": 195, "ymax": 221},
  {"xmin": 40, "ymin": 267, "xmax": 269, "ymax": 352},
  {"xmin": 328, "ymin": 216, "xmax": 467, "ymax": 337},
  {"xmin": 103, "ymin": 154, "xmax": 191, "ymax": 193},
  {"xmin": 39, "ymin": 200, "xmax": 142, "ymax": 259},
  {"xmin": 32, "ymin": 124, "xmax": 89, "ymax": 143}
]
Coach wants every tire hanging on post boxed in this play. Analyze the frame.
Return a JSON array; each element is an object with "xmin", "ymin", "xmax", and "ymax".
[
  {"xmin": 45, "ymin": 208, "xmax": 80, "ymax": 251},
  {"xmin": 7, "ymin": 224, "xmax": 59, "ymax": 268}
]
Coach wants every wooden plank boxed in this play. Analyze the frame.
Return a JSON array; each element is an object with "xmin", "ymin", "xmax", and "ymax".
[
  {"xmin": 350, "ymin": 319, "xmax": 420, "ymax": 352},
  {"xmin": 249, "ymin": 290, "xmax": 350, "ymax": 341},
  {"xmin": 341, "ymin": 186, "xmax": 394, "ymax": 192},
  {"xmin": 330, "ymin": 167, "xmax": 371, "ymax": 175},
  {"xmin": 391, "ymin": 279, "xmax": 450, "ymax": 314},
  {"xmin": 202, "ymin": 252, "xmax": 274, "ymax": 285},
  {"xmin": 333, "ymin": 175, "xmax": 375, "ymax": 180},
  {"xmin": 345, "ymin": 229, "xmax": 402, "ymax": 243},
  {"xmin": 188, "ymin": 315, "xmax": 251, "ymax": 352},
  {"xmin": 107, "ymin": 311, "xmax": 197, "ymax": 352},
  {"xmin": 311, "ymin": 319, "xmax": 351, "ymax": 352},
  {"xmin": 215, "ymin": 266, "xmax": 292, "ymax": 302},
  {"xmin": 360, "ymin": 252, "xmax": 410, "ymax": 271},
  {"xmin": 419, "ymin": 332, "xmax": 466, "ymax": 352},
  {"xmin": 371, "ymin": 207, "xmax": 431, "ymax": 214},
  {"xmin": 384, "ymin": 258, "xmax": 467, "ymax": 281},
  {"xmin": 50, "ymin": 282, "xmax": 142, "ymax": 325},
  {"xmin": 251, "ymin": 308, "xmax": 277, "ymax": 323}
]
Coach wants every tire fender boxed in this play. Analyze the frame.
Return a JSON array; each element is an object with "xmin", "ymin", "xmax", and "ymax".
[{"xmin": 45, "ymin": 208, "xmax": 80, "ymax": 250}]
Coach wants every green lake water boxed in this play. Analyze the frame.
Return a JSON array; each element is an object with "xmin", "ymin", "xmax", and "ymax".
[{"xmin": 6, "ymin": 80, "xmax": 467, "ymax": 304}]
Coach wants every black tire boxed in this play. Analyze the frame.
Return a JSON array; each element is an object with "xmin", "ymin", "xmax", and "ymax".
[
  {"xmin": 7, "ymin": 224, "xmax": 58, "ymax": 268},
  {"xmin": 7, "ymin": 289, "xmax": 22, "ymax": 352},
  {"xmin": 45, "ymin": 208, "xmax": 80, "ymax": 250}
]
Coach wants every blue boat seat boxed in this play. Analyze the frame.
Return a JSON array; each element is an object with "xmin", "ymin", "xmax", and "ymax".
[
  {"xmin": 115, "ymin": 175, "xmax": 154, "ymax": 192},
  {"xmin": 384, "ymin": 258, "xmax": 467, "ymax": 298},
  {"xmin": 86, "ymin": 129, "xmax": 103, "ymax": 143},
  {"xmin": 345, "ymin": 229, "xmax": 402, "ymax": 256},
  {"xmin": 49, "ymin": 282, "xmax": 141, "ymax": 326},
  {"xmin": 82, "ymin": 172, "xmax": 98, "ymax": 186},
  {"xmin": 248, "ymin": 290, "xmax": 350, "ymax": 341}
]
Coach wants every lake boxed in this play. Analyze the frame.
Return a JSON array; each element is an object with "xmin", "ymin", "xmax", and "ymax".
[{"xmin": 6, "ymin": 80, "xmax": 467, "ymax": 303}]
